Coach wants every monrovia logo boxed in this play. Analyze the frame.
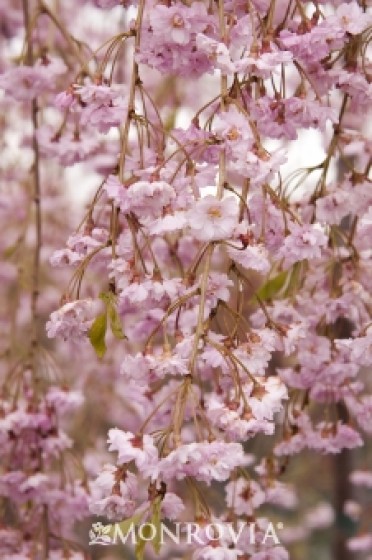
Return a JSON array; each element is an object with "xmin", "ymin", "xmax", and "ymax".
[
  {"xmin": 89, "ymin": 522, "xmax": 112, "ymax": 546},
  {"xmin": 89, "ymin": 520, "xmax": 284, "ymax": 547}
]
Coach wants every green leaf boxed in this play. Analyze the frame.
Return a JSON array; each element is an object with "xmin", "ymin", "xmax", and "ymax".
[
  {"xmin": 108, "ymin": 302, "xmax": 126, "ymax": 340},
  {"xmin": 151, "ymin": 498, "xmax": 162, "ymax": 554},
  {"xmin": 121, "ymin": 512, "xmax": 144, "ymax": 530},
  {"xmin": 3, "ymin": 244, "xmax": 19, "ymax": 258},
  {"xmin": 134, "ymin": 503, "xmax": 162, "ymax": 560},
  {"xmin": 99, "ymin": 291, "xmax": 126, "ymax": 340},
  {"xmin": 135, "ymin": 524, "xmax": 153, "ymax": 560},
  {"xmin": 135, "ymin": 537, "xmax": 146, "ymax": 560},
  {"xmin": 99, "ymin": 292, "xmax": 111, "ymax": 304},
  {"xmin": 88, "ymin": 313, "xmax": 107, "ymax": 358},
  {"xmin": 113, "ymin": 513, "xmax": 140, "ymax": 537},
  {"xmin": 255, "ymin": 270, "xmax": 288, "ymax": 301}
]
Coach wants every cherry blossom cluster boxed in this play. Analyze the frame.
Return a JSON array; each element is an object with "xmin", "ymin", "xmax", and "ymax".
[{"xmin": 1, "ymin": 0, "xmax": 371, "ymax": 558}]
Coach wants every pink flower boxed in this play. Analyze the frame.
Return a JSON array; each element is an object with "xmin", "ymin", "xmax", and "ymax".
[
  {"xmin": 332, "ymin": 69, "xmax": 372, "ymax": 107},
  {"xmin": 316, "ymin": 187, "xmax": 351, "ymax": 225},
  {"xmin": 279, "ymin": 25, "xmax": 342, "ymax": 65},
  {"xmin": 46, "ymin": 299, "xmax": 100, "ymax": 340},
  {"xmin": 356, "ymin": 207, "xmax": 372, "ymax": 250},
  {"xmin": 309, "ymin": 422, "xmax": 363, "ymax": 454},
  {"xmin": 128, "ymin": 180, "xmax": 176, "ymax": 218},
  {"xmin": 328, "ymin": 2, "xmax": 371, "ymax": 35},
  {"xmin": 235, "ymin": 45, "xmax": 293, "ymax": 77},
  {"xmin": 304, "ymin": 503, "xmax": 334, "ymax": 530},
  {"xmin": 37, "ymin": 124, "xmax": 100, "ymax": 166},
  {"xmin": 75, "ymin": 83, "xmax": 127, "ymax": 133},
  {"xmin": 196, "ymin": 34, "xmax": 235, "ymax": 74},
  {"xmin": 107, "ymin": 429, "xmax": 159, "ymax": 476},
  {"xmin": 137, "ymin": 28, "xmax": 212, "ymax": 77},
  {"xmin": 159, "ymin": 441, "xmax": 247, "ymax": 483},
  {"xmin": 274, "ymin": 427, "xmax": 308, "ymax": 457},
  {"xmin": 234, "ymin": 329, "xmax": 279, "ymax": 376},
  {"xmin": 227, "ymin": 243, "xmax": 270, "ymax": 274},
  {"xmin": 161, "ymin": 492, "xmax": 185, "ymax": 520},
  {"xmin": 230, "ymin": 148, "xmax": 286, "ymax": 188},
  {"xmin": 90, "ymin": 465, "xmax": 138, "ymax": 521},
  {"xmin": 193, "ymin": 546, "xmax": 243, "ymax": 560},
  {"xmin": 54, "ymin": 89, "xmax": 78, "ymax": 111},
  {"xmin": 94, "ymin": 0, "xmax": 123, "ymax": 7},
  {"xmin": 335, "ymin": 332, "xmax": 372, "ymax": 367},
  {"xmin": 105, "ymin": 177, "xmax": 175, "ymax": 218},
  {"xmin": 264, "ymin": 481, "xmax": 298, "ymax": 509},
  {"xmin": 104, "ymin": 175, "xmax": 129, "ymax": 210},
  {"xmin": 350, "ymin": 470, "xmax": 372, "ymax": 488},
  {"xmin": 251, "ymin": 547, "xmax": 289, "ymax": 560},
  {"xmin": 348, "ymin": 534, "xmax": 372, "ymax": 552},
  {"xmin": 278, "ymin": 224, "xmax": 328, "ymax": 267},
  {"xmin": 152, "ymin": 352, "xmax": 189, "ymax": 378},
  {"xmin": 120, "ymin": 353, "xmax": 153, "ymax": 383},
  {"xmin": 213, "ymin": 106, "xmax": 253, "ymax": 147},
  {"xmin": 207, "ymin": 272, "xmax": 234, "ymax": 303},
  {"xmin": 225, "ymin": 478, "xmax": 266, "ymax": 515},
  {"xmin": 75, "ymin": 83, "xmax": 120, "ymax": 104},
  {"xmin": 245, "ymin": 377, "xmax": 288, "ymax": 422},
  {"xmin": 187, "ymin": 195, "xmax": 238, "ymax": 241},
  {"xmin": 343, "ymin": 500, "xmax": 361, "ymax": 521},
  {"xmin": 45, "ymin": 388, "xmax": 84, "ymax": 415},
  {"xmin": 206, "ymin": 395, "xmax": 275, "ymax": 440},
  {"xmin": 148, "ymin": 212, "xmax": 187, "ymax": 235},
  {"xmin": 49, "ymin": 248, "xmax": 82, "ymax": 267},
  {"xmin": 250, "ymin": 96, "xmax": 337, "ymax": 140},
  {"xmin": 0, "ymin": 59, "xmax": 65, "ymax": 101},
  {"xmin": 150, "ymin": 3, "xmax": 208, "ymax": 45}
]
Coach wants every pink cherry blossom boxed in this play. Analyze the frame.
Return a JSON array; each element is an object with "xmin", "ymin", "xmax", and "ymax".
[
  {"xmin": 149, "ymin": 3, "xmax": 209, "ymax": 46},
  {"xmin": 350, "ymin": 470, "xmax": 372, "ymax": 488},
  {"xmin": 227, "ymin": 243, "xmax": 271, "ymax": 274},
  {"xmin": 187, "ymin": 196, "xmax": 239, "ymax": 242},
  {"xmin": 193, "ymin": 546, "xmax": 243, "ymax": 560},
  {"xmin": 161, "ymin": 492, "xmax": 185, "ymax": 520},
  {"xmin": 0, "ymin": 60, "xmax": 65, "ymax": 101},
  {"xmin": 278, "ymin": 224, "xmax": 328, "ymax": 267},
  {"xmin": 159, "ymin": 441, "xmax": 247, "ymax": 483},
  {"xmin": 90, "ymin": 465, "xmax": 138, "ymax": 520},
  {"xmin": 3, "ymin": 0, "xmax": 372, "ymax": 557},
  {"xmin": 225, "ymin": 478, "xmax": 266, "ymax": 515},
  {"xmin": 107, "ymin": 429, "xmax": 159, "ymax": 476},
  {"xmin": 46, "ymin": 299, "xmax": 100, "ymax": 340},
  {"xmin": 348, "ymin": 534, "xmax": 372, "ymax": 552}
]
